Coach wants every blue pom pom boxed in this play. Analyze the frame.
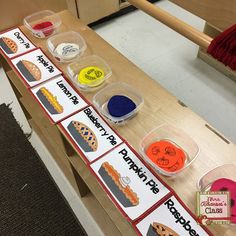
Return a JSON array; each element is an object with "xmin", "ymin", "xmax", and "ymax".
[{"xmin": 107, "ymin": 95, "xmax": 136, "ymax": 117}]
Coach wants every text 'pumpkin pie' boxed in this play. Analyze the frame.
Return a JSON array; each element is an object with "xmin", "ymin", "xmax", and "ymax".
[
  {"xmin": 36, "ymin": 87, "xmax": 63, "ymax": 115},
  {"xmin": 0, "ymin": 37, "xmax": 18, "ymax": 54},
  {"xmin": 67, "ymin": 121, "xmax": 98, "ymax": 152},
  {"xmin": 16, "ymin": 60, "xmax": 41, "ymax": 82}
]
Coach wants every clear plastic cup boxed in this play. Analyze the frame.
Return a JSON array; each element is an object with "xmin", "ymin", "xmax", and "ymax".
[
  {"xmin": 139, "ymin": 124, "xmax": 199, "ymax": 177},
  {"xmin": 92, "ymin": 82, "xmax": 144, "ymax": 125},
  {"xmin": 24, "ymin": 10, "xmax": 61, "ymax": 38},
  {"xmin": 67, "ymin": 55, "xmax": 112, "ymax": 91},
  {"xmin": 198, "ymin": 164, "xmax": 236, "ymax": 191},
  {"xmin": 47, "ymin": 31, "xmax": 87, "ymax": 63}
]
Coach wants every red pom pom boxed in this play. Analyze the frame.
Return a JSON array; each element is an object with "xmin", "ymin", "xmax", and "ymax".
[{"xmin": 33, "ymin": 21, "xmax": 54, "ymax": 37}]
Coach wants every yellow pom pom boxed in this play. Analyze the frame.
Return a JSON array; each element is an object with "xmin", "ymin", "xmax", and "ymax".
[{"xmin": 78, "ymin": 66, "xmax": 105, "ymax": 87}]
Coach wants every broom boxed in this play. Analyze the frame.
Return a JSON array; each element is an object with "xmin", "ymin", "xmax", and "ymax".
[{"xmin": 128, "ymin": 0, "xmax": 236, "ymax": 70}]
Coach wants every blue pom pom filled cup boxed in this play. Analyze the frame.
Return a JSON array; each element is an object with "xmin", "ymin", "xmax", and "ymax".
[{"xmin": 93, "ymin": 82, "xmax": 144, "ymax": 125}]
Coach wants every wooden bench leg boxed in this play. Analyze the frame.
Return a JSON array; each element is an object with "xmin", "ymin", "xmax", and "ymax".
[
  {"xmin": 70, "ymin": 163, "xmax": 91, "ymax": 197},
  {"xmin": 59, "ymin": 130, "xmax": 76, "ymax": 157},
  {"xmin": 7, "ymin": 75, "xmax": 32, "ymax": 121},
  {"xmin": 58, "ymin": 130, "xmax": 91, "ymax": 197}
]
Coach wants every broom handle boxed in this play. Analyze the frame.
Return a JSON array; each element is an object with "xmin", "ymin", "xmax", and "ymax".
[{"xmin": 128, "ymin": 0, "xmax": 213, "ymax": 49}]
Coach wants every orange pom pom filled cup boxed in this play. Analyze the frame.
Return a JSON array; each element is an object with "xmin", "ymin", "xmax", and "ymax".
[{"xmin": 140, "ymin": 124, "xmax": 199, "ymax": 177}]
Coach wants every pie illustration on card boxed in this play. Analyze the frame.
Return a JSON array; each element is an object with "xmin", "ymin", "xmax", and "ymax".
[
  {"xmin": 146, "ymin": 222, "xmax": 179, "ymax": 236},
  {"xmin": 36, "ymin": 87, "xmax": 63, "ymax": 114},
  {"xmin": 67, "ymin": 121, "xmax": 98, "ymax": 152},
  {"xmin": 98, "ymin": 162, "xmax": 139, "ymax": 208},
  {"xmin": 0, "ymin": 37, "xmax": 18, "ymax": 54},
  {"xmin": 16, "ymin": 60, "xmax": 41, "ymax": 82}
]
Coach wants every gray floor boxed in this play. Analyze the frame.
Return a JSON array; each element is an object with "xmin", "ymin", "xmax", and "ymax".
[
  {"xmin": 94, "ymin": 0, "xmax": 236, "ymax": 143},
  {"xmin": 0, "ymin": 1, "xmax": 235, "ymax": 235}
]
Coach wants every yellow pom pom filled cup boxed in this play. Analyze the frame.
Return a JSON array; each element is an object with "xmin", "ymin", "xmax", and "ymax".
[
  {"xmin": 78, "ymin": 66, "xmax": 105, "ymax": 87},
  {"xmin": 67, "ymin": 55, "xmax": 112, "ymax": 92}
]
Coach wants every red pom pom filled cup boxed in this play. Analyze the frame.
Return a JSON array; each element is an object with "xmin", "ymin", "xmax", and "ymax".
[
  {"xmin": 139, "ymin": 124, "xmax": 199, "ymax": 177},
  {"xmin": 24, "ymin": 10, "xmax": 61, "ymax": 38}
]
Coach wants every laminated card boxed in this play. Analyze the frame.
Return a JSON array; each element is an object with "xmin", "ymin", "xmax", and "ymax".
[
  {"xmin": 135, "ymin": 194, "xmax": 212, "ymax": 236},
  {"xmin": 0, "ymin": 27, "xmax": 35, "ymax": 58},
  {"xmin": 31, "ymin": 76, "xmax": 88, "ymax": 123},
  {"xmin": 60, "ymin": 106, "xmax": 123, "ymax": 163},
  {"xmin": 90, "ymin": 143, "xmax": 172, "ymax": 221},
  {"xmin": 11, "ymin": 48, "xmax": 62, "ymax": 87}
]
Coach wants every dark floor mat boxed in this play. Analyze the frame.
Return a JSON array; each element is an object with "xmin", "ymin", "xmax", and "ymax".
[{"xmin": 0, "ymin": 103, "xmax": 87, "ymax": 236}]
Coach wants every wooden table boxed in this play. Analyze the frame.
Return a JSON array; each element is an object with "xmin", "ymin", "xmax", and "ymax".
[{"xmin": 1, "ymin": 10, "xmax": 235, "ymax": 236}]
